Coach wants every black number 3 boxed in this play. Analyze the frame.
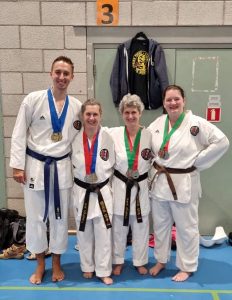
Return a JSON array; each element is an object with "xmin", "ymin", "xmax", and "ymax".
[{"xmin": 102, "ymin": 4, "xmax": 113, "ymax": 24}]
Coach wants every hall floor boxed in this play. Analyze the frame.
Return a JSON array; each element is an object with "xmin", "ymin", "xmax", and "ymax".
[{"xmin": 0, "ymin": 235, "xmax": 232, "ymax": 300}]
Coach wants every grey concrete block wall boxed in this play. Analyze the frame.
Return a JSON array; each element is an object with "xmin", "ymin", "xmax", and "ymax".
[
  {"xmin": 4, "ymin": 139, "xmax": 11, "ymax": 160},
  {"xmin": 41, "ymin": 2, "xmax": 86, "ymax": 25},
  {"xmin": 21, "ymin": 27, "xmax": 65, "ymax": 49},
  {"xmin": 1, "ymin": 73, "xmax": 23, "ymax": 94},
  {"xmin": 0, "ymin": 0, "xmax": 231, "ymax": 228},
  {"xmin": 178, "ymin": 1, "xmax": 224, "ymax": 25},
  {"xmin": 65, "ymin": 27, "xmax": 87, "ymax": 49},
  {"xmin": 0, "ymin": 50, "xmax": 43, "ymax": 72},
  {"xmin": 0, "ymin": 27, "xmax": 20, "ymax": 48},
  {"xmin": 225, "ymin": 1, "xmax": 232, "ymax": 24},
  {"xmin": 133, "ymin": 1, "xmax": 177, "ymax": 26},
  {"xmin": 0, "ymin": 2, "xmax": 40, "ymax": 25}
]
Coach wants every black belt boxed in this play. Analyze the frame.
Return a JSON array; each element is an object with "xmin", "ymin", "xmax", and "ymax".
[
  {"xmin": 151, "ymin": 161, "xmax": 197, "ymax": 200},
  {"xmin": 114, "ymin": 169, "xmax": 148, "ymax": 226},
  {"xmin": 74, "ymin": 177, "xmax": 112, "ymax": 232},
  {"xmin": 26, "ymin": 147, "xmax": 70, "ymax": 222}
]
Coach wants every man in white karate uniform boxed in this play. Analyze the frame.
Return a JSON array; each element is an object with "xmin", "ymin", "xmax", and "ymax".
[{"xmin": 10, "ymin": 56, "xmax": 82, "ymax": 284}]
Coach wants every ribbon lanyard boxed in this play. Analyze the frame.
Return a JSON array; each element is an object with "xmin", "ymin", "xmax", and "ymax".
[
  {"xmin": 160, "ymin": 112, "xmax": 185, "ymax": 151},
  {"xmin": 47, "ymin": 88, "xmax": 69, "ymax": 134},
  {"xmin": 83, "ymin": 131, "xmax": 99, "ymax": 175},
  {"xmin": 124, "ymin": 127, "xmax": 141, "ymax": 170}
]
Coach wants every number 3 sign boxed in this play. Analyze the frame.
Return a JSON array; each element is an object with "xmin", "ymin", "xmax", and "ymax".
[{"xmin": 96, "ymin": 0, "xmax": 119, "ymax": 25}]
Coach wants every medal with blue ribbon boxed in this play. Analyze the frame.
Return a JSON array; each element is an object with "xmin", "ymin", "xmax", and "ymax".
[
  {"xmin": 83, "ymin": 131, "xmax": 99, "ymax": 183},
  {"xmin": 47, "ymin": 89, "xmax": 69, "ymax": 142}
]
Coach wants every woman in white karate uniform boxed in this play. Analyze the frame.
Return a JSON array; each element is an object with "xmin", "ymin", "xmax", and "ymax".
[
  {"xmin": 109, "ymin": 94, "xmax": 152, "ymax": 276},
  {"xmin": 72, "ymin": 99, "xmax": 115, "ymax": 285},
  {"xmin": 148, "ymin": 85, "xmax": 229, "ymax": 282}
]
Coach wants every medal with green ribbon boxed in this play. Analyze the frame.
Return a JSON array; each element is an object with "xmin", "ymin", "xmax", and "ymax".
[
  {"xmin": 124, "ymin": 127, "xmax": 141, "ymax": 179},
  {"xmin": 158, "ymin": 112, "xmax": 185, "ymax": 159}
]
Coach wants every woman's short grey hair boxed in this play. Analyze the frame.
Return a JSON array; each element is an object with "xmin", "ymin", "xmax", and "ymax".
[{"xmin": 119, "ymin": 93, "xmax": 144, "ymax": 114}]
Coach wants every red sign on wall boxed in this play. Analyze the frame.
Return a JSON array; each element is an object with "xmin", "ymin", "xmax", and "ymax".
[{"xmin": 206, "ymin": 107, "xmax": 221, "ymax": 122}]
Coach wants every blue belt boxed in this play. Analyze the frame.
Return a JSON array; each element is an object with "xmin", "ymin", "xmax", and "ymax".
[{"xmin": 26, "ymin": 147, "xmax": 70, "ymax": 222}]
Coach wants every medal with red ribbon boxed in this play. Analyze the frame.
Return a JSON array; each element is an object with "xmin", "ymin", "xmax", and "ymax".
[
  {"xmin": 158, "ymin": 112, "xmax": 185, "ymax": 159},
  {"xmin": 124, "ymin": 127, "xmax": 141, "ymax": 179},
  {"xmin": 83, "ymin": 131, "xmax": 99, "ymax": 183}
]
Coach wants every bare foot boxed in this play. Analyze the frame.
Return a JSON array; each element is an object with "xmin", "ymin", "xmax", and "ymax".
[
  {"xmin": 52, "ymin": 254, "xmax": 65, "ymax": 282},
  {"xmin": 99, "ymin": 276, "xmax": 113, "ymax": 285},
  {"xmin": 136, "ymin": 266, "xmax": 148, "ymax": 275},
  {"xmin": 83, "ymin": 272, "xmax": 94, "ymax": 279},
  {"xmin": 29, "ymin": 252, "xmax": 45, "ymax": 285},
  {"xmin": 112, "ymin": 264, "xmax": 123, "ymax": 276},
  {"xmin": 172, "ymin": 271, "xmax": 192, "ymax": 282},
  {"xmin": 52, "ymin": 267, "xmax": 65, "ymax": 282},
  {"xmin": 149, "ymin": 262, "xmax": 165, "ymax": 277},
  {"xmin": 29, "ymin": 266, "xmax": 45, "ymax": 285}
]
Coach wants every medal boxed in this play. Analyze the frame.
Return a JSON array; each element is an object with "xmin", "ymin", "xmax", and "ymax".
[
  {"xmin": 132, "ymin": 170, "xmax": 140, "ymax": 179},
  {"xmin": 126, "ymin": 169, "xmax": 140, "ymax": 179},
  {"xmin": 51, "ymin": 132, "xmax": 62, "ymax": 142},
  {"xmin": 158, "ymin": 149, "xmax": 165, "ymax": 158},
  {"xmin": 158, "ymin": 149, "xmax": 169, "ymax": 160},
  {"xmin": 124, "ymin": 127, "xmax": 141, "ymax": 180},
  {"xmin": 47, "ymin": 89, "xmax": 68, "ymax": 143},
  {"xmin": 83, "ymin": 131, "xmax": 99, "ymax": 183},
  {"xmin": 163, "ymin": 151, "xmax": 169, "ymax": 160},
  {"xmin": 126, "ymin": 169, "xmax": 133, "ymax": 178},
  {"xmin": 158, "ymin": 113, "xmax": 185, "ymax": 161},
  {"xmin": 85, "ymin": 173, "xmax": 98, "ymax": 183}
]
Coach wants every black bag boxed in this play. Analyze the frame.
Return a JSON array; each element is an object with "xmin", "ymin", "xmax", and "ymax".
[
  {"xmin": 0, "ymin": 208, "xmax": 25, "ymax": 249},
  {"xmin": 11, "ymin": 217, "xmax": 26, "ymax": 245},
  {"xmin": 228, "ymin": 232, "xmax": 232, "ymax": 246}
]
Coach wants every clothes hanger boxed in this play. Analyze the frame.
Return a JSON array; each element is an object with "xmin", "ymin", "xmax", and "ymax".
[{"xmin": 133, "ymin": 31, "xmax": 148, "ymax": 40}]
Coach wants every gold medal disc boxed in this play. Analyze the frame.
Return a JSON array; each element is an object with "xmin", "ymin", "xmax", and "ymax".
[
  {"xmin": 58, "ymin": 132, "xmax": 62, "ymax": 141},
  {"xmin": 51, "ymin": 133, "xmax": 60, "ymax": 142},
  {"xmin": 51, "ymin": 132, "xmax": 62, "ymax": 142}
]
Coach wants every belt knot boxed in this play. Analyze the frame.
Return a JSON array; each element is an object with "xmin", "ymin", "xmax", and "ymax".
[{"xmin": 88, "ymin": 184, "xmax": 99, "ymax": 193}]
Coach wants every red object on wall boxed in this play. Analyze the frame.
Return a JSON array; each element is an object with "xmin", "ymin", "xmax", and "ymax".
[{"xmin": 206, "ymin": 107, "xmax": 221, "ymax": 122}]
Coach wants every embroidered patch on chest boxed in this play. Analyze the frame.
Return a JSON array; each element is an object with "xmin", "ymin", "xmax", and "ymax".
[
  {"xmin": 190, "ymin": 126, "xmax": 199, "ymax": 136},
  {"xmin": 100, "ymin": 149, "xmax": 109, "ymax": 161},
  {"xmin": 141, "ymin": 148, "xmax": 152, "ymax": 160},
  {"xmin": 73, "ymin": 120, "xmax": 82, "ymax": 130}
]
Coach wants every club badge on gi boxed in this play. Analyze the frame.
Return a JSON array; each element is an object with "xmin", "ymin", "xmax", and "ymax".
[
  {"xmin": 100, "ymin": 149, "xmax": 109, "ymax": 161},
  {"xmin": 141, "ymin": 148, "xmax": 151, "ymax": 160},
  {"xmin": 73, "ymin": 120, "xmax": 82, "ymax": 130},
  {"xmin": 85, "ymin": 173, "xmax": 98, "ymax": 183},
  {"xmin": 51, "ymin": 132, "xmax": 62, "ymax": 142},
  {"xmin": 190, "ymin": 126, "xmax": 199, "ymax": 136}
]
